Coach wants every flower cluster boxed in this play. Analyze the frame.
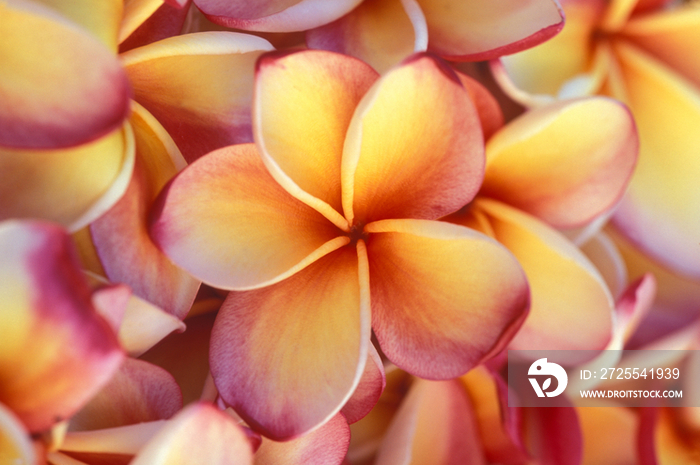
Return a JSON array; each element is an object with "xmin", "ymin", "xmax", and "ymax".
[{"xmin": 2, "ymin": 0, "xmax": 699, "ymax": 463}]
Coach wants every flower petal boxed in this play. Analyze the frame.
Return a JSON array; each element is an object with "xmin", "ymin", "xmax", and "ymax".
[
  {"xmin": 577, "ymin": 405, "xmax": 639, "ymax": 465},
  {"xmin": 119, "ymin": 0, "xmax": 192, "ymax": 52},
  {"xmin": 193, "ymin": 0, "xmax": 363, "ymax": 32},
  {"xmin": 365, "ymin": 219, "xmax": 529, "ymax": 379},
  {"xmin": 306, "ymin": 0, "xmax": 424, "ymax": 74},
  {"xmin": 481, "ymin": 97, "xmax": 638, "ymax": 228},
  {"xmin": 130, "ymin": 403, "xmax": 253, "ymax": 465},
  {"xmin": 375, "ymin": 379, "xmax": 486, "ymax": 465},
  {"xmin": 455, "ymin": 70, "xmax": 505, "ymax": 140},
  {"xmin": 0, "ymin": 220, "xmax": 124, "ymax": 432},
  {"xmin": 120, "ymin": 0, "xmax": 165, "ymax": 44},
  {"xmin": 0, "ymin": 0, "xmax": 130, "ymax": 149},
  {"xmin": 341, "ymin": 343, "xmax": 386, "ymax": 425},
  {"xmin": 0, "ymin": 124, "xmax": 135, "ymax": 232},
  {"xmin": 610, "ymin": 41, "xmax": 700, "ymax": 279},
  {"xmin": 34, "ymin": 0, "xmax": 122, "ymax": 51},
  {"xmin": 91, "ymin": 103, "xmax": 199, "ymax": 319},
  {"xmin": 0, "ymin": 402, "xmax": 36, "ymax": 465},
  {"xmin": 121, "ymin": 32, "xmax": 274, "ymax": 163},
  {"xmin": 343, "ymin": 54, "xmax": 484, "ymax": 225},
  {"xmin": 150, "ymin": 143, "xmax": 346, "ymax": 290},
  {"xmin": 210, "ymin": 245, "xmax": 371, "ymax": 440},
  {"xmin": 254, "ymin": 413, "xmax": 350, "ymax": 465},
  {"xmin": 418, "ymin": 0, "xmax": 564, "ymax": 60},
  {"xmin": 68, "ymin": 358, "xmax": 182, "ymax": 431},
  {"xmin": 254, "ymin": 50, "xmax": 378, "ymax": 215},
  {"xmin": 470, "ymin": 199, "xmax": 614, "ymax": 351}
]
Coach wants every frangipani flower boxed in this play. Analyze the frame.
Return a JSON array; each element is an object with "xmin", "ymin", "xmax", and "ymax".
[
  {"xmin": 150, "ymin": 50, "xmax": 531, "ymax": 439},
  {"xmin": 492, "ymin": 0, "xmax": 700, "ymax": 281}
]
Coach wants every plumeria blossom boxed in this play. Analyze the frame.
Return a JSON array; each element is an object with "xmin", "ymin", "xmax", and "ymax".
[
  {"xmin": 150, "ymin": 49, "xmax": 531, "ymax": 439},
  {"xmin": 492, "ymin": 0, "xmax": 700, "ymax": 281}
]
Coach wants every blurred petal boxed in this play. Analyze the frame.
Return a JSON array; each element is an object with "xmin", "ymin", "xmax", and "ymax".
[
  {"xmin": 122, "ymin": 32, "xmax": 274, "ymax": 162},
  {"xmin": 0, "ymin": 0, "xmax": 130, "ymax": 149},
  {"xmin": 524, "ymin": 406, "xmax": 582, "ymax": 465},
  {"xmin": 343, "ymin": 54, "xmax": 484, "ymax": 225},
  {"xmin": 614, "ymin": 273, "xmax": 656, "ymax": 343},
  {"xmin": 130, "ymin": 403, "xmax": 253, "ymax": 465},
  {"xmin": 68, "ymin": 358, "xmax": 182, "ymax": 431},
  {"xmin": 341, "ymin": 343, "xmax": 386, "ymax": 424},
  {"xmin": 150, "ymin": 143, "xmax": 345, "ymax": 291},
  {"xmin": 577, "ymin": 405, "xmax": 639, "ymax": 465},
  {"xmin": 366, "ymin": 219, "xmax": 529, "ymax": 379},
  {"xmin": 60, "ymin": 421, "xmax": 165, "ymax": 455},
  {"xmin": 610, "ymin": 41, "xmax": 700, "ymax": 278},
  {"xmin": 254, "ymin": 50, "xmax": 377, "ymax": 213},
  {"xmin": 0, "ymin": 124, "xmax": 135, "ymax": 232},
  {"xmin": 580, "ymin": 232, "xmax": 628, "ymax": 300},
  {"xmin": 0, "ymin": 402, "xmax": 36, "ymax": 465},
  {"xmin": 418, "ymin": 0, "xmax": 564, "ymax": 60},
  {"xmin": 120, "ymin": 0, "xmax": 192, "ymax": 52},
  {"xmin": 624, "ymin": 5, "xmax": 700, "ymax": 87},
  {"xmin": 34, "ymin": 0, "xmax": 122, "ymax": 51},
  {"xmin": 254, "ymin": 413, "xmax": 350, "ymax": 465},
  {"xmin": 210, "ymin": 246, "xmax": 370, "ymax": 440},
  {"xmin": 375, "ymin": 379, "xmax": 486, "ymax": 465},
  {"xmin": 0, "ymin": 220, "xmax": 123, "ymax": 432},
  {"xmin": 306, "ymin": 0, "xmax": 421, "ymax": 74},
  {"xmin": 91, "ymin": 103, "xmax": 199, "ymax": 319},
  {"xmin": 482, "ymin": 97, "xmax": 638, "ymax": 228},
  {"xmin": 193, "ymin": 0, "xmax": 363, "ymax": 32},
  {"xmin": 470, "ymin": 199, "xmax": 614, "ymax": 351}
]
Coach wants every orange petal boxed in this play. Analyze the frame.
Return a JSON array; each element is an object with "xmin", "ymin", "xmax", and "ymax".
[
  {"xmin": 254, "ymin": 413, "xmax": 350, "ymax": 465},
  {"xmin": 418, "ymin": 0, "xmax": 564, "ymax": 60},
  {"xmin": 341, "ymin": 343, "xmax": 386, "ymax": 424},
  {"xmin": 0, "ymin": 0, "xmax": 130, "ymax": 149},
  {"xmin": 366, "ymin": 219, "xmax": 529, "ymax": 379},
  {"xmin": 150, "ymin": 143, "xmax": 345, "ymax": 291},
  {"xmin": 0, "ymin": 124, "xmax": 135, "ymax": 232},
  {"xmin": 254, "ymin": 50, "xmax": 378, "ymax": 215},
  {"xmin": 210, "ymin": 245, "xmax": 371, "ymax": 440},
  {"xmin": 609, "ymin": 41, "xmax": 700, "ymax": 279},
  {"xmin": 455, "ymin": 70, "xmax": 505, "ymax": 140},
  {"xmin": 577, "ymin": 405, "xmax": 639, "ymax": 465},
  {"xmin": 0, "ymin": 220, "xmax": 124, "ymax": 432},
  {"xmin": 91, "ymin": 102, "xmax": 199, "ymax": 319},
  {"xmin": 343, "ymin": 54, "xmax": 484, "ymax": 225},
  {"xmin": 471, "ymin": 199, "xmax": 614, "ymax": 351},
  {"xmin": 121, "ymin": 32, "xmax": 274, "ymax": 163},
  {"xmin": 481, "ymin": 97, "xmax": 638, "ymax": 228},
  {"xmin": 129, "ymin": 403, "xmax": 253, "ymax": 465}
]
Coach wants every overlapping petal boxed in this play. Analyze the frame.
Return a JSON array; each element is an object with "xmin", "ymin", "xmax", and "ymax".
[
  {"xmin": 121, "ymin": 32, "xmax": 275, "ymax": 162},
  {"xmin": 481, "ymin": 97, "xmax": 638, "ymax": 228},
  {"xmin": 119, "ymin": 0, "xmax": 192, "ymax": 52},
  {"xmin": 193, "ymin": 0, "xmax": 363, "ymax": 32},
  {"xmin": 0, "ymin": 0, "xmax": 130, "ymax": 149},
  {"xmin": 418, "ymin": 0, "xmax": 564, "ymax": 61},
  {"xmin": 210, "ymin": 246, "xmax": 370, "ymax": 440},
  {"xmin": 91, "ymin": 103, "xmax": 199, "ymax": 319},
  {"xmin": 342, "ymin": 54, "xmax": 484, "ymax": 225},
  {"xmin": 0, "ymin": 124, "xmax": 135, "ymax": 232},
  {"xmin": 365, "ymin": 219, "xmax": 529, "ymax": 379},
  {"xmin": 341, "ymin": 344, "xmax": 386, "ymax": 424},
  {"xmin": 610, "ymin": 42, "xmax": 700, "ymax": 279},
  {"xmin": 254, "ymin": 50, "xmax": 378, "ymax": 214},
  {"xmin": 150, "ymin": 143, "xmax": 344, "ymax": 290},
  {"xmin": 466, "ymin": 199, "xmax": 614, "ymax": 351},
  {"xmin": 0, "ymin": 403, "xmax": 36, "ymax": 465},
  {"xmin": 0, "ymin": 220, "xmax": 124, "ymax": 432}
]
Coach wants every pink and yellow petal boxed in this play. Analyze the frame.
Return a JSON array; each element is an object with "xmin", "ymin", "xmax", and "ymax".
[
  {"xmin": 467, "ymin": 199, "xmax": 614, "ymax": 351},
  {"xmin": 341, "ymin": 343, "xmax": 386, "ymax": 425},
  {"xmin": 193, "ymin": 0, "xmax": 363, "ymax": 32},
  {"xmin": 365, "ymin": 219, "xmax": 529, "ymax": 379},
  {"xmin": 254, "ymin": 50, "xmax": 378, "ymax": 213},
  {"xmin": 122, "ymin": 32, "xmax": 274, "ymax": 163},
  {"xmin": 150, "ymin": 143, "xmax": 345, "ymax": 290},
  {"xmin": 119, "ymin": 0, "xmax": 192, "ymax": 53},
  {"xmin": 120, "ymin": 0, "xmax": 168, "ymax": 44},
  {"xmin": 0, "ymin": 0, "xmax": 130, "ymax": 149},
  {"xmin": 481, "ymin": 97, "xmax": 638, "ymax": 228},
  {"xmin": 129, "ymin": 403, "xmax": 253, "ymax": 465},
  {"xmin": 91, "ymin": 103, "xmax": 199, "ymax": 319},
  {"xmin": 579, "ymin": 231, "xmax": 628, "ymax": 300},
  {"xmin": 418, "ymin": 0, "xmax": 564, "ymax": 61},
  {"xmin": 306, "ymin": 0, "xmax": 424, "ymax": 74},
  {"xmin": 455, "ymin": 71, "xmax": 504, "ymax": 140},
  {"xmin": 610, "ymin": 42, "xmax": 700, "ymax": 279},
  {"xmin": 254, "ymin": 413, "xmax": 350, "ymax": 465},
  {"xmin": 210, "ymin": 245, "xmax": 370, "ymax": 440},
  {"xmin": 375, "ymin": 379, "xmax": 486, "ymax": 465},
  {"xmin": 343, "ymin": 54, "xmax": 484, "ymax": 225},
  {"xmin": 0, "ymin": 124, "xmax": 135, "ymax": 232},
  {"xmin": 0, "ymin": 402, "xmax": 37, "ymax": 465},
  {"xmin": 0, "ymin": 220, "xmax": 124, "ymax": 432}
]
